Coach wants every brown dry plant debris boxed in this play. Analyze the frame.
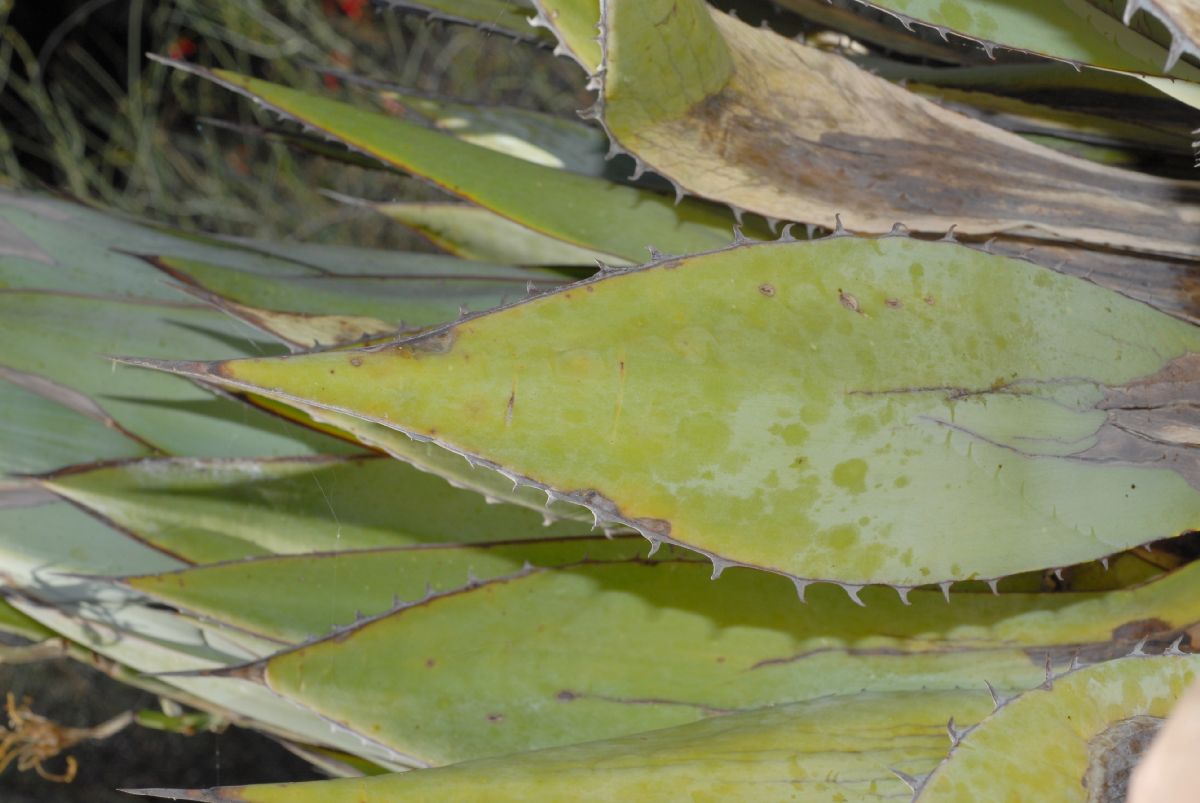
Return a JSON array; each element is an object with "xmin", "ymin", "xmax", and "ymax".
[{"xmin": 0, "ymin": 692, "xmax": 132, "ymax": 783}]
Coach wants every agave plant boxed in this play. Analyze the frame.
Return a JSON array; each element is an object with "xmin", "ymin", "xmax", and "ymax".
[{"xmin": 2, "ymin": 0, "xmax": 1199, "ymax": 799}]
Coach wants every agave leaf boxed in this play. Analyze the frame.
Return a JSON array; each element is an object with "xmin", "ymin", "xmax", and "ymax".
[
  {"xmin": 976, "ymin": 238, "xmax": 1200, "ymax": 326},
  {"xmin": 838, "ymin": 0, "xmax": 1200, "ymax": 78},
  {"xmin": 135, "ymin": 236, "xmax": 1200, "ymax": 589},
  {"xmin": 154, "ymin": 59, "xmax": 751, "ymax": 262},
  {"xmin": 238, "ymin": 396, "xmax": 593, "ymax": 522},
  {"xmin": 0, "ymin": 291, "xmax": 355, "ymax": 458},
  {"xmin": 855, "ymin": 56, "xmax": 1200, "ymax": 145},
  {"xmin": 0, "ymin": 594, "xmax": 58, "ymax": 642},
  {"xmin": 597, "ymin": 0, "xmax": 1200, "ymax": 254},
  {"xmin": 918, "ymin": 655, "xmax": 1200, "ymax": 801},
  {"xmin": 0, "ymin": 192, "xmax": 325, "ymax": 301},
  {"xmin": 180, "ymin": 552, "xmax": 1200, "ymax": 766},
  {"xmin": 7, "ymin": 595, "xmax": 418, "ymax": 769},
  {"xmin": 0, "ymin": 501, "xmax": 184, "ymax": 583},
  {"xmin": 170, "ymin": 286, "xmax": 394, "ymax": 350},
  {"xmin": 0, "ymin": 367, "xmax": 156, "ymax": 477},
  {"xmin": 44, "ymin": 456, "xmax": 585, "ymax": 564},
  {"xmin": 380, "ymin": 0, "xmax": 548, "ymax": 44},
  {"xmin": 148, "ymin": 253, "xmax": 561, "ymax": 332},
  {"xmin": 189, "ymin": 552, "xmax": 1200, "ymax": 763},
  {"xmin": 1117, "ymin": 0, "xmax": 1200, "ymax": 69},
  {"xmin": 365, "ymin": 201, "xmax": 625, "ymax": 266},
  {"xmin": 124, "ymin": 688, "xmax": 997, "ymax": 801},
  {"xmin": 530, "ymin": 0, "xmax": 602, "ymax": 69},
  {"xmin": 0, "ymin": 500, "xmax": 416, "ymax": 765},
  {"xmin": 124, "ymin": 536, "xmax": 642, "ymax": 642},
  {"xmin": 904, "ymin": 83, "xmax": 1193, "ymax": 157},
  {"xmin": 370, "ymin": 87, "xmax": 609, "ymax": 174},
  {"xmin": 776, "ymin": 0, "xmax": 990, "ymax": 63}
]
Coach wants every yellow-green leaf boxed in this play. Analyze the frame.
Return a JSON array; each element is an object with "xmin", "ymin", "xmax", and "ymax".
[{"xmin": 133, "ymin": 236, "xmax": 1200, "ymax": 589}]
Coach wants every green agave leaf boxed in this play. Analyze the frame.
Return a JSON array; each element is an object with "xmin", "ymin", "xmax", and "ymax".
[
  {"xmin": 165, "ymin": 286, "xmax": 394, "ymax": 350},
  {"xmin": 366, "ymin": 201, "xmax": 625, "ymax": 266},
  {"xmin": 371, "ymin": 87, "xmax": 609, "ymax": 174},
  {"xmin": 124, "ymin": 536, "xmax": 640, "ymax": 643},
  {"xmin": 0, "ymin": 594, "xmax": 58, "ymax": 642},
  {"xmin": 236, "ymin": 393, "xmax": 593, "ymax": 522},
  {"xmin": 149, "ymin": 252, "xmax": 562, "ymax": 331},
  {"xmin": 8, "ymin": 595, "xmax": 417, "ymax": 769},
  {"xmin": 0, "ymin": 367, "xmax": 155, "ymax": 478},
  {"xmin": 381, "ymin": 0, "xmax": 548, "ymax": 44},
  {"xmin": 135, "ymin": 236, "xmax": 1200, "ymax": 589},
  {"xmin": 0, "ymin": 192, "xmax": 325, "ymax": 301},
  {"xmin": 45, "ymin": 456, "xmax": 585, "ymax": 564},
  {"xmin": 846, "ymin": 0, "xmax": 1200, "ymax": 78},
  {"xmin": 854, "ymin": 57, "xmax": 1200, "ymax": 147},
  {"xmin": 530, "ymin": 0, "xmax": 602, "ymax": 69},
  {"xmin": 125, "ymin": 688, "xmax": 997, "ymax": 801},
  {"xmin": 906, "ymin": 84, "xmax": 1193, "ymax": 156},
  {"xmin": 154, "ymin": 58, "xmax": 751, "ymax": 263},
  {"xmin": 1119, "ymin": 0, "xmax": 1200, "ymax": 69},
  {"xmin": 976, "ymin": 238, "xmax": 1200, "ymax": 326},
  {"xmin": 0, "ymin": 291, "xmax": 354, "ymax": 458},
  {"xmin": 597, "ymin": 0, "xmax": 1200, "ymax": 254},
  {"xmin": 918, "ymin": 655, "xmax": 1200, "ymax": 800},
  {"xmin": 776, "ymin": 0, "xmax": 988, "ymax": 63},
  {"xmin": 0, "ymin": 500, "xmax": 415, "ymax": 766},
  {"xmin": 183, "ymin": 554, "xmax": 1200, "ymax": 766},
  {"xmin": 0, "ymin": 500, "xmax": 183, "ymax": 584}
]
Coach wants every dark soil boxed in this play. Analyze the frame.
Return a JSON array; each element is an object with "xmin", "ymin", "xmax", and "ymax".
[{"xmin": 0, "ymin": 656, "xmax": 323, "ymax": 802}]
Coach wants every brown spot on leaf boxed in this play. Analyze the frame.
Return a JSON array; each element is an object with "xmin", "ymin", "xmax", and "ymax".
[
  {"xmin": 759, "ymin": 283, "xmax": 775, "ymax": 297},
  {"xmin": 556, "ymin": 690, "xmax": 578, "ymax": 702},
  {"xmin": 636, "ymin": 517, "xmax": 672, "ymax": 537},
  {"xmin": 1076, "ymin": 354, "xmax": 1200, "ymax": 491},
  {"xmin": 1112, "ymin": 619, "xmax": 1171, "ymax": 643},
  {"xmin": 486, "ymin": 713, "xmax": 504, "ymax": 723},
  {"xmin": 350, "ymin": 357, "xmax": 362, "ymax": 367},
  {"xmin": 885, "ymin": 298, "xmax": 902, "ymax": 308},
  {"xmin": 838, "ymin": 289, "xmax": 860, "ymax": 313}
]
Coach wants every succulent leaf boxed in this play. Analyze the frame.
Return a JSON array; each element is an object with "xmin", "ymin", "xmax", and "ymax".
[
  {"xmin": 158, "ymin": 548, "xmax": 1200, "ymax": 766},
  {"xmin": 379, "ymin": 0, "xmax": 548, "ymax": 44},
  {"xmin": 918, "ymin": 655, "xmax": 1200, "ymax": 801},
  {"xmin": 530, "ymin": 0, "xmax": 602, "ymax": 69},
  {"xmin": 160, "ymin": 60, "xmax": 751, "ymax": 262},
  {"xmin": 834, "ymin": 0, "xmax": 1200, "ymax": 79},
  {"xmin": 0, "ymin": 368, "xmax": 156, "ymax": 478},
  {"xmin": 122, "ymin": 688, "xmax": 997, "ymax": 801},
  {"xmin": 369, "ymin": 87, "xmax": 611, "ymax": 174},
  {"xmin": 133, "ymin": 236, "xmax": 1200, "ymax": 588},
  {"xmin": 598, "ymin": 0, "xmax": 1200, "ymax": 252},
  {"xmin": 45, "ymin": 455, "xmax": 586, "ymax": 563},
  {"xmin": 368, "ymin": 201, "xmax": 626, "ymax": 266}
]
